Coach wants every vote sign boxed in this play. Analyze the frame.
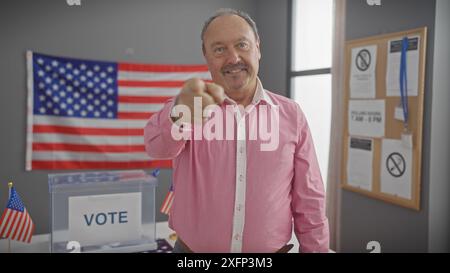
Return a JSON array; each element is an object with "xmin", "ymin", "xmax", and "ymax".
[{"xmin": 69, "ymin": 192, "xmax": 142, "ymax": 247}]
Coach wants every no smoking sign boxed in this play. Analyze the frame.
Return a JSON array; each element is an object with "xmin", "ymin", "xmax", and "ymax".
[
  {"xmin": 386, "ymin": 152, "xmax": 406, "ymax": 178},
  {"xmin": 356, "ymin": 49, "xmax": 372, "ymax": 72}
]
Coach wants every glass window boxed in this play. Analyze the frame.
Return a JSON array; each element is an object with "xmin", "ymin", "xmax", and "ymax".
[
  {"xmin": 292, "ymin": 0, "xmax": 333, "ymax": 71},
  {"xmin": 290, "ymin": 0, "xmax": 333, "ymax": 187},
  {"xmin": 292, "ymin": 75, "xmax": 332, "ymax": 183}
]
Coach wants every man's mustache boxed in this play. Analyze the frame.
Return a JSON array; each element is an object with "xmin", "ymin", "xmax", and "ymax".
[{"xmin": 221, "ymin": 62, "xmax": 248, "ymax": 73}]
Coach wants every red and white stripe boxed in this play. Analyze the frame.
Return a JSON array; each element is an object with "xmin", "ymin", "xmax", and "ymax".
[
  {"xmin": 160, "ymin": 190, "xmax": 174, "ymax": 215},
  {"xmin": 116, "ymin": 63, "xmax": 210, "ymax": 120},
  {"xmin": 0, "ymin": 208, "xmax": 35, "ymax": 243},
  {"xmin": 26, "ymin": 52, "xmax": 211, "ymax": 170}
]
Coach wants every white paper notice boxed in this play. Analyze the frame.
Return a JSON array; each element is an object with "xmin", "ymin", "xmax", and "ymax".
[
  {"xmin": 69, "ymin": 192, "xmax": 142, "ymax": 247},
  {"xmin": 348, "ymin": 100, "xmax": 385, "ymax": 137},
  {"xmin": 347, "ymin": 137, "xmax": 373, "ymax": 191},
  {"xmin": 380, "ymin": 139, "xmax": 412, "ymax": 200},
  {"xmin": 350, "ymin": 45, "xmax": 377, "ymax": 98},
  {"xmin": 386, "ymin": 36, "xmax": 420, "ymax": 97}
]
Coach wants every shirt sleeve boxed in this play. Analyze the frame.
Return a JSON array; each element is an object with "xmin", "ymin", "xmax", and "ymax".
[
  {"xmin": 291, "ymin": 102, "xmax": 330, "ymax": 253},
  {"xmin": 144, "ymin": 98, "xmax": 188, "ymax": 159}
]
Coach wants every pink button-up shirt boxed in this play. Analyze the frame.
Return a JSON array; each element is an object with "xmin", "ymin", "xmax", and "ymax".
[{"xmin": 144, "ymin": 79, "xmax": 329, "ymax": 253}]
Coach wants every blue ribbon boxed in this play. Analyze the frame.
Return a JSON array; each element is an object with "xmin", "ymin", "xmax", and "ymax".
[{"xmin": 399, "ymin": 37, "xmax": 409, "ymax": 127}]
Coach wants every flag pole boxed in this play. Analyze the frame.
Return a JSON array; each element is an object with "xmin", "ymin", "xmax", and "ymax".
[{"xmin": 7, "ymin": 182, "xmax": 13, "ymax": 253}]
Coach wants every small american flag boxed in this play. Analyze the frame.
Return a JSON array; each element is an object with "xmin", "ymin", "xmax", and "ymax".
[
  {"xmin": 26, "ymin": 51, "xmax": 211, "ymax": 170},
  {"xmin": 0, "ymin": 187, "xmax": 35, "ymax": 243},
  {"xmin": 160, "ymin": 184, "xmax": 174, "ymax": 215}
]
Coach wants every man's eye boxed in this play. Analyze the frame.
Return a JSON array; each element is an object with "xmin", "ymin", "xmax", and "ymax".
[
  {"xmin": 238, "ymin": 42, "xmax": 249, "ymax": 49},
  {"xmin": 214, "ymin": 47, "xmax": 225, "ymax": 54}
]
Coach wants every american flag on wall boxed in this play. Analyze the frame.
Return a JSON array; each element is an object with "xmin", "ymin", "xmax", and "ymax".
[{"xmin": 26, "ymin": 51, "xmax": 211, "ymax": 170}]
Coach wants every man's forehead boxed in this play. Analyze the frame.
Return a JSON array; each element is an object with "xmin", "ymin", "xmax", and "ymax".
[
  {"xmin": 204, "ymin": 15, "xmax": 255, "ymax": 43},
  {"xmin": 209, "ymin": 36, "xmax": 250, "ymax": 47}
]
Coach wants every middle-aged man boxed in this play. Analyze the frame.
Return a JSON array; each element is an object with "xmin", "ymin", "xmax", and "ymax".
[{"xmin": 144, "ymin": 8, "xmax": 329, "ymax": 253}]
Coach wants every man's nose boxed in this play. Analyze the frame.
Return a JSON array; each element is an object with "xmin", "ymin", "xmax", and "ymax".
[{"xmin": 225, "ymin": 48, "xmax": 241, "ymax": 64}]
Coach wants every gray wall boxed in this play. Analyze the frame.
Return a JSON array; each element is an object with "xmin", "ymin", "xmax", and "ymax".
[
  {"xmin": 341, "ymin": 0, "xmax": 438, "ymax": 252},
  {"xmin": 257, "ymin": 0, "xmax": 289, "ymax": 97},
  {"xmin": 428, "ymin": 0, "xmax": 450, "ymax": 253},
  {"xmin": 0, "ymin": 0, "xmax": 259, "ymax": 235}
]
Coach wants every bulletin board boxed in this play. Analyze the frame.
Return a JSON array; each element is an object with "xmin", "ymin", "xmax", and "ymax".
[{"xmin": 341, "ymin": 27, "xmax": 427, "ymax": 210}]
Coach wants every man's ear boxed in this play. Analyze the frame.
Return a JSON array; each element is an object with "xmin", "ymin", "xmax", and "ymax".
[
  {"xmin": 256, "ymin": 38, "xmax": 261, "ymax": 60},
  {"xmin": 202, "ymin": 44, "xmax": 206, "ymax": 57}
]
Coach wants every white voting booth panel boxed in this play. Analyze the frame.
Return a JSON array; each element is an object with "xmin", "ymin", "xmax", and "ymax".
[{"xmin": 48, "ymin": 170, "xmax": 157, "ymax": 253}]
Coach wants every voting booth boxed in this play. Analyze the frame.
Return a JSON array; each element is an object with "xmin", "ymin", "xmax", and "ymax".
[{"xmin": 48, "ymin": 170, "xmax": 157, "ymax": 253}]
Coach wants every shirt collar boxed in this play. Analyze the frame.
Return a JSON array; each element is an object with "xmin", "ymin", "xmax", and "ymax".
[
  {"xmin": 223, "ymin": 77, "xmax": 276, "ymax": 107},
  {"xmin": 252, "ymin": 78, "xmax": 276, "ymax": 107}
]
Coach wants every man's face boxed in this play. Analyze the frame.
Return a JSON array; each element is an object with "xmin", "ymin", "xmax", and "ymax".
[{"xmin": 202, "ymin": 15, "xmax": 261, "ymax": 98}]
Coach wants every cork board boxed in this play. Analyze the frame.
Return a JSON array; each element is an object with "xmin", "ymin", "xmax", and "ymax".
[{"xmin": 341, "ymin": 27, "xmax": 427, "ymax": 210}]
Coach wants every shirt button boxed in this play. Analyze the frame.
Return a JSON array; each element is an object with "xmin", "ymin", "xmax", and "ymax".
[
  {"xmin": 239, "ymin": 175, "xmax": 244, "ymax": 181},
  {"xmin": 234, "ymin": 234, "xmax": 241, "ymax": 241}
]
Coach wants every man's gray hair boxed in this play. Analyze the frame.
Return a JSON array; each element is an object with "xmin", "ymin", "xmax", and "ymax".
[{"xmin": 201, "ymin": 8, "xmax": 260, "ymax": 44}]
